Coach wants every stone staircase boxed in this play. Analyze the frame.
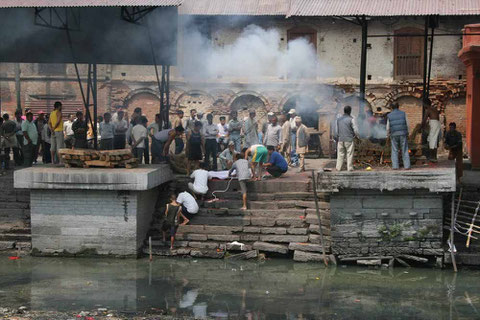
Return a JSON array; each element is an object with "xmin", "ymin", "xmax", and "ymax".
[
  {"xmin": 0, "ymin": 170, "xmax": 31, "ymax": 252},
  {"xmin": 144, "ymin": 174, "xmax": 332, "ymax": 262}
]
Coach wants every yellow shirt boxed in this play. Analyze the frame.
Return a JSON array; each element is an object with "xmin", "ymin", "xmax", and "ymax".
[{"xmin": 49, "ymin": 110, "xmax": 63, "ymax": 132}]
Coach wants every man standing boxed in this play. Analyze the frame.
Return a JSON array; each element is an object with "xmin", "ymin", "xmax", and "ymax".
[
  {"xmin": 63, "ymin": 114, "xmax": 75, "ymax": 148},
  {"xmin": 99, "ymin": 112, "xmax": 115, "ymax": 150},
  {"xmin": 173, "ymin": 110, "xmax": 185, "ymax": 154},
  {"xmin": 185, "ymin": 109, "xmax": 197, "ymax": 133},
  {"xmin": 131, "ymin": 116, "xmax": 148, "ymax": 163},
  {"xmin": 229, "ymin": 152, "xmax": 251, "ymax": 210},
  {"xmin": 228, "ymin": 111, "xmax": 242, "ymax": 152},
  {"xmin": 49, "ymin": 101, "xmax": 64, "ymax": 164},
  {"xmin": 72, "ymin": 111, "xmax": 88, "ymax": 149},
  {"xmin": 0, "ymin": 113, "xmax": 17, "ymax": 169},
  {"xmin": 295, "ymin": 117, "xmax": 310, "ymax": 172},
  {"xmin": 263, "ymin": 114, "xmax": 281, "ymax": 150},
  {"xmin": 335, "ymin": 106, "xmax": 359, "ymax": 172},
  {"xmin": 148, "ymin": 114, "xmax": 162, "ymax": 163},
  {"xmin": 386, "ymin": 103, "xmax": 410, "ymax": 170},
  {"xmin": 263, "ymin": 145, "xmax": 288, "ymax": 178},
  {"xmin": 34, "ymin": 111, "xmax": 46, "ymax": 163},
  {"xmin": 113, "ymin": 110, "xmax": 128, "ymax": 149},
  {"xmin": 243, "ymin": 109, "xmax": 259, "ymax": 148},
  {"xmin": 280, "ymin": 114, "xmax": 291, "ymax": 160},
  {"xmin": 13, "ymin": 110, "xmax": 24, "ymax": 165},
  {"xmin": 21, "ymin": 112, "xmax": 38, "ymax": 167},
  {"xmin": 422, "ymin": 98, "xmax": 441, "ymax": 162},
  {"xmin": 204, "ymin": 113, "xmax": 219, "ymax": 171},
  {"xmin": 217, "ymin": 116, "xmax": 229, "ymax": 152},
  {"xmin": 288, "ymin": 109, "xmax": 299, "ymax": 167},
  {"xmin": 444, "ymin": 122, "xmax": 463, "ymax": 183}
]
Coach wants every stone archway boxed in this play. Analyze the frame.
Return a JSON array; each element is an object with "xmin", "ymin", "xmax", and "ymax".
[
  {"xmin": 174, "ymin": 90, "xmax": 215, "ymax": 117},
  {"xmin": 125, "ymin": 90, "xmax": 160, "ymax": 124},
  {"xmin": 229, "ymin": 92, "xmax": 270, "ymax": 123}
]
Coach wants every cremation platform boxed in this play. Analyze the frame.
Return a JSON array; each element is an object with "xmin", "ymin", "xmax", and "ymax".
[{"xmin": 14, "ymin": 165, "xmax": 173, "ymax": 256}]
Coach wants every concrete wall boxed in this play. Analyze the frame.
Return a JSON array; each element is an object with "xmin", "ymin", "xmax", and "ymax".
[
  {"xmin": 330, "ymin": 189, "xmax": 444, "ymax": 257},
  {"xmin": 30, "ymin": 189, "xmax": 157, "ymax": 256}
]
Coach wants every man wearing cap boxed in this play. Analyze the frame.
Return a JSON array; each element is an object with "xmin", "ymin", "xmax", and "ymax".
[
  {"xmin": 219, "ymin": 141, "xmax": 237, "ymax": 170},
  {"xmin": 243, "ymin": 109, "xmax": 259, "ymax": 148},
  {"xmin": 288, "ymin": 109, "xmax": 299, "ymax": 166},
  {"xmin": 263, "ymin": 114, "xmax": 281, "ymax": 150}
]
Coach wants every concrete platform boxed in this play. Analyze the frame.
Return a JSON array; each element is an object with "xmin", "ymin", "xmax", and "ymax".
[
  {"xmin": 14, "ymin": 164, "xmax": 172, "ymax": 190},
  {"xmin": 14, "ymin": 164, "xmax": 173, "ymax": 256}
]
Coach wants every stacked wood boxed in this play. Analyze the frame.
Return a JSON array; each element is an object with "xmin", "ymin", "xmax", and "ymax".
[{"xmin": 58, "ymin": 149, "xmax": 138, "ymax": 168}]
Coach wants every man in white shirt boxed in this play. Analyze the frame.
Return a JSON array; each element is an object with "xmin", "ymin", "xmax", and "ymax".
[
  {"xmin": 113, "ymin": 110, "xmax": 129, "ymax": 149},
  {"xmin": 131, "ymin": 116, "xmax": 148, "ymax": 163},
  {"xmin": 99, "ymin": 112, "xmax": 115, "ymax": 150},
  {"xmin": 176, "ymin": 191, "xmax": 199, "ymax": 223},
  {"xmin": 204, "ymin": 113, "xmax": 219, "ymax": 171},
  {"xmin": 217, "ymin": 116, "xmax": 229, "ymax": 151},
  {"xmin": 63, "ymin": 114, "xmax": 75, "ymax": 148},
  {"xmin": 189, "ymin": 165, "xmax": 209, "ymax": 199}
]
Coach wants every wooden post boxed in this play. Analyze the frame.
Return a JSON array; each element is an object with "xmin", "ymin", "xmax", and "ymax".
[
  {"xmin": 311, "ymin": 170, "xmax": 328, "ymax": 267},
  {"xmin": 149, "ymin": 236, "xmax": 153, "ymax": 262},
  {"xmin": 450, "ymin": 193, "xmax": 458, "ymax": 272}
]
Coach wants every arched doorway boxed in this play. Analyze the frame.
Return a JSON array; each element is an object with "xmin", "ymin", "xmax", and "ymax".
[
  {"xmin": 125, "ymin": 92, "xmax": 160, "ymax": 125},
  {"xmin": 230, "ymin": 94, "xmax": 268, "ymax": 123},
  {"xmin": 282, "ymin": 95, "xmax": 319, "ymax": 129},
  {"xmin": 174, "ymin": 91, "xmax": 215, "ymax": 118}
]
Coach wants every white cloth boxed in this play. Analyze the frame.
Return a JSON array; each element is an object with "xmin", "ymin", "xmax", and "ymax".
[
  {"xmin": 63, "ymin": 120, "xmax": 74, "ymax": 136},
  {"xmin": 176, "ymin": 191, "xmax": 199, "ymax": 214},
  {"xmin": 113, "ymin": 119, "xmax": 129, "ymax": 135},
  {"xmin": 148, "ymin": 122, "xmax": 160, "ymax": 136},
  {"xmin": 428, "ymin": 119, "xmax": 441, "ymax": 149},
  {"xmin": 217, "ymin": 123, "xmax": 228, "ymax": 138},
  {"xmin": 189, "ymin": 169, "xmax": 209, "ymax": 194},
  {"xmin": 154, "ymin": 129, "xmax": 172, "ymax": 142},
  {"xmin": 207, "ymin": 170, "xmax": 231, "ymax": 180},
  {"xmin": 131, "ymin": 124, "xmax": 147, "ymax": 148}
]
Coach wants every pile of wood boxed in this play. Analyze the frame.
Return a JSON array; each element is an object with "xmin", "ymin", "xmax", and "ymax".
[{"xmin": 58, "ymin": 149, "xmax": 138, "ymax": 168}]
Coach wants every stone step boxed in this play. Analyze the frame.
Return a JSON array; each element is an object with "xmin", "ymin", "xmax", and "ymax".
[
  {"xmin": 143, "ymin": 246, "xmax": 225, "ymax": 258},
  {"xmin": 203, "ymin": 199, "xmax": 329, "ymax": 210},
  {"xmin": 0, "ymin": 241, "xmax": 15, "ymax": 251},
  {"xmin": 0, "ymin": 202, "xmax": 30, "ymax": 209},
  {"xmin": 209, "ymin": 191, "xmax": 328, "ymax": 201},
  {"xmin": 0, "ymin": 233, "xmax": 31, "ymax": 241},
  {"xmin": 208, "ymin": 180, "xmax": 311, "ymax": 193}
]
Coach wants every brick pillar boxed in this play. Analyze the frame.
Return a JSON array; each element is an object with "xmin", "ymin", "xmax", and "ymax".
[{"xmin": 458, "ymin": 24, "xmax": 480, "ymax": 169}]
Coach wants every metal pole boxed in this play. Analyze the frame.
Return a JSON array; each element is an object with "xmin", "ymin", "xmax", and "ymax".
[
  {"xmin": 450, "ymin": 192, "xmax": 458, "ymax": 272},
  {"xmin": 160, "ymin": 65, "xmax": 165, "ymax": 128},
  {"xmin": 93, "ymin": 64, "xmax": 98, "ymax": 150},
  {"xmin": 165, "ymin": 65, "xmax": 170, "ymax": 129},
  {"xmin": 359, "ymin": 16, "xmax": 368, "ymax": 105},
  {"xmin": 311, "ymin": 171, "xmax": 328, "ymax": 267},
  {"xmin": 422, "ymin": 16, "xmax": 429, "ymax": 103},
  {"xmin": 14, "ymin": 63, "xmax": 21, "ymax": 112},
  {"xmin": 426, "ymin": 25, "xmax": 435, "ymax": 96}
]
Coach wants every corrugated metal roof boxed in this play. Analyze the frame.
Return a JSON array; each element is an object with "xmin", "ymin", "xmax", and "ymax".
[
  {"xmin": 287, "ymin": 0, "xmax": 480, "ymax": 17},
  {"xmin": 0, "ymin": 0, "xmax": 181, "ymax": 8},
  {"xmin": 179, "ymin": 0, "xmax": 289, "ymax": 16}
]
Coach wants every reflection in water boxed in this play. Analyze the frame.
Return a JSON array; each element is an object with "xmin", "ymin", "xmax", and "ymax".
[{"xmin": 1, "ymin": 255, "xmax": 480, "ymax": 319}]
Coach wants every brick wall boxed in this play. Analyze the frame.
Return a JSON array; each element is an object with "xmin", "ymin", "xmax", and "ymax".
[
  {"xmin": 30, "ymin": 189, "xmax": 157, "ymax": 256},
  {"xmin": 330, "ymin": 189, "xmax": 444, "ymax": 257}
]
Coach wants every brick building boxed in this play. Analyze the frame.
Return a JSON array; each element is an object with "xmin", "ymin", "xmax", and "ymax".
[{"xmin": 1, "ymin": 0, "xmax": 479, "ymax": 155}]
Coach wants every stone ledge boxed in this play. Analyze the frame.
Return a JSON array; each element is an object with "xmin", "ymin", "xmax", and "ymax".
[{"xmin": 14, "ymin": 164, "xmax": 173, "ymax": 190}]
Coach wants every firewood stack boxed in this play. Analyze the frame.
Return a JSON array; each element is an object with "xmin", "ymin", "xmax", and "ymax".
[{"xmin": 58, "ymin": 149, "xmax": 138, "ymax": 168}]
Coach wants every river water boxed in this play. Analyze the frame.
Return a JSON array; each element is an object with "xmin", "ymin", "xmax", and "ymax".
[{"xmin": 0, "ymin": 254, "xmax": 479, "ymax": 319}]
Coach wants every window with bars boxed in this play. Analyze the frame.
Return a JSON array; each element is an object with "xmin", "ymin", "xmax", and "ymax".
[{"xmin": 394, "ymin": 27, "xmax": 424, "ymax": 79}]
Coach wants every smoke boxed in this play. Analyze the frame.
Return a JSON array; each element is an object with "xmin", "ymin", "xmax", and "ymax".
[{"xmin": 181, "ymin": 19, "xmax": 333, "ymax": 81}]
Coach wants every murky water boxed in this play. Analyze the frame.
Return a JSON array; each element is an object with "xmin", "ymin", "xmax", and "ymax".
[{"xmin": 0, "ymin": 254, "xmax": 479, "ymax": 319}]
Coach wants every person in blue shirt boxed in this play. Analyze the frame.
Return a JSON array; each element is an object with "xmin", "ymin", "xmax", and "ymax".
[{"xmin": 263, "ymin": 145, "xmax": 288, "ymax": 178}]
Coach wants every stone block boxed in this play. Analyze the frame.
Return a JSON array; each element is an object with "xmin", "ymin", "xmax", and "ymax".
[
  {"xmin": 240, "ymin": 234, "xmax": 260, "ymax": 242},
  {"xmin": 180, "ymin": 234, "xmax": 208, "ymax": 241},
  {"xmin": 204, "ymin": 226, "xmax": 242, "ymax": 234},
  {"xmin": 260, "ymin": 235, "xmax": 309, "ymax": 243},
  {"xmin": 31, "ymin": 226, "xmax": 62, "ymax": 236},
  {"xmin": 330, "ymin": 197, "xmax": 362, "ymax": 209},
  {"xmin": 275, "ymin": 217, "xmax": 306, "ymax": 227},
  {"xmin": 250, "ymin": 217, "xmax": 276, "ymax": 227},
  {"xmin": 423, "ymin": 248, "xmax": 444, "ymax": 255},
  {"xmin": 308, "ymin": 225, "xmax": 331, "ymax": 236},
  {"xmin": 190, "ymin": 249, "xmax": 225, "ymax": 259},
  {"xmin": 309, "ymin": 234, "xmax": 332, "ymax": 246},
  {"xmin": 188, "ymin": 242, "xmax": 219, "ymax": 249},
  {"xmin": 413, "ymin": 198, "xmax": 443, "ymax": 209},
  {"xmin": 260, "ymin": 228, "xmax": 287, "ymax": 235},
  {"xmin": 61, "ymin": 227, "xmax": 99, "ymax": 236},
  {"xmin": 243, "ymin": 227, "xmax": 261, "ymax": 233},
  {"xmin": 177, "ymin": 225, "xmax": 205, "ymax": 234},
  {"xmin": 288, "ymin": 242, "xmax": 324, "ymax": 253},
  {"xmin": 362, "ymin": 196, "xmax": 413, "ymax": 209},
  {"xmin": 207, "ymin": 234, "xmax": 240, "ymax": 241},
  {"xmin": 293, "ymin": 250, "xmax": 324, "ymax": 262},
  {"xmin": 287, "ymin": 228, "xmax": 308, "ymax": 235},
  {"xmin": 0, "ymin": 241, "xmax": 15, "ymax": 250},
  {"xmin": 252, "ymin": 241, "xmax": 288, "ymax": 254}
]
